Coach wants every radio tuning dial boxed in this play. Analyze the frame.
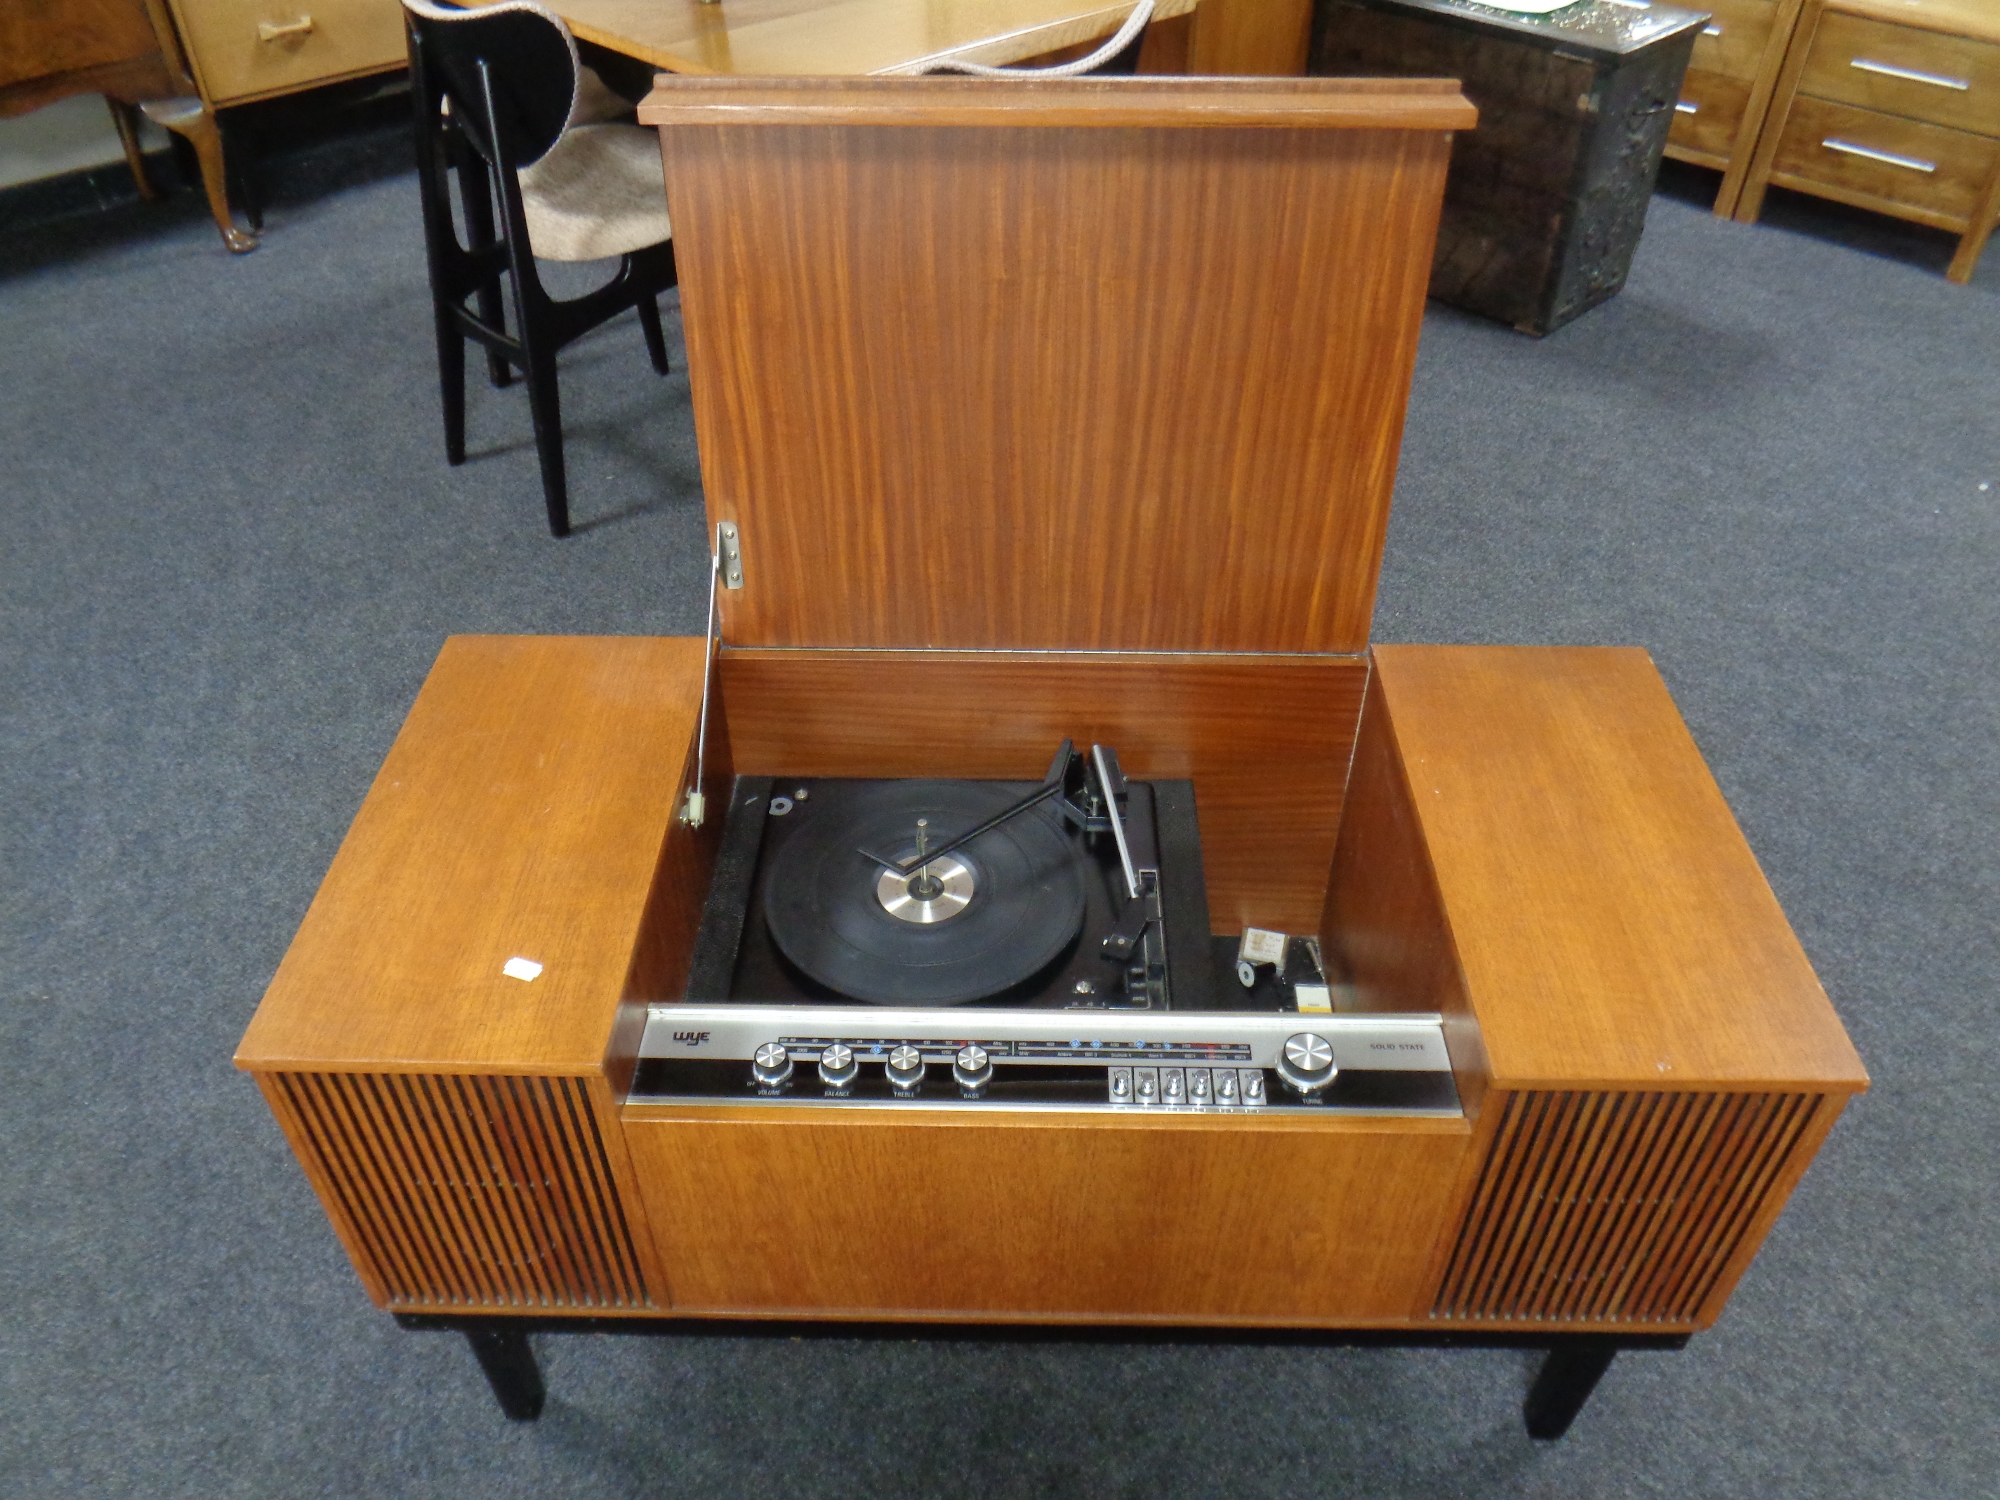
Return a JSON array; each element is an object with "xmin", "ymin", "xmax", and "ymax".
[
  {"xmin": 953, "ymin": 1045, "xmax": 993, "ymax": 1098},
  {"xmin": 886, "ymin": 1044, "xmax": 926, "ymax": 1096},
  {"xmin": 752, "ymin": 1042, "xmax": 794, "ymax": 1092},
  {"xmin": 1277, "ymin": 1032, "xmax": 1337, "ymax": 1099},
  {"xmin": 818, "ymin": 1043, "xmax": 858, "ymax": 1093}
]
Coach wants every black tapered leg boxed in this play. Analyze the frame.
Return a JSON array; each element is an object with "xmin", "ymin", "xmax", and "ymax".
[
  {"xmin": 1524, "ymin": 1340, "xmax": 1619, "ymax": 1440},
  {"xmin": 523, "ymin": 350, "xmax": 571, "ymax": 537},
  {"xmin": 435, "ymin": 315, "xmax": 468, "ymax": 465},
  {"xmin": 464, "ymin": 1325, "xmax": 544, "ymax": 1421},
  {"xmin": 638, "ymin": 296, "xmax": 670, "ymax": 375}
]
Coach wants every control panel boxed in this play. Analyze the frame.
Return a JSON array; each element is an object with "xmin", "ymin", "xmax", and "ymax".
[{"xmin": 633, "ymin": 1005, "xmax": 1460, "ymax": 1115}]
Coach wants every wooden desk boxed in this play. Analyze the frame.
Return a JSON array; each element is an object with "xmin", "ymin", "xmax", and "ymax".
[{"xmin": 554, "ymin": 0, "xmax": 1188, "ymax": 75}]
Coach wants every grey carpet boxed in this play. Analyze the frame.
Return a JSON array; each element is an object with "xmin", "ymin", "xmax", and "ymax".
[{"xmin": 2, "ymin": 149, "xmax": 1995, "ymax": 1499}]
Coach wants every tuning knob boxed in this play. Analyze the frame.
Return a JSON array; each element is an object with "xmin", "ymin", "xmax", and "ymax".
[
  {"xmin": 1276, "ymin": 1032, "xmax": 1337, "ymax": 1099},
  {"xmin": 953, "ymin": 1045, "xmax": 993, "ymax": 1098},
  {"xmin": 752, "ymin": 1042, "xmax": 793, "ymax": 1093},
  {"xmin": 818, "ymin": 1043, "xmax": 858, "ymax": 1093},
  {"xmin": 886, "ymin": 1044, "xmax": 926, "ymax": 1096}
]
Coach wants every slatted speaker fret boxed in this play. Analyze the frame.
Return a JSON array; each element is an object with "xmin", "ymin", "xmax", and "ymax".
[
  {"xmin": 1434, "ymin": 1090, "xmax": 1824, "ymax": 1325},
  {"xmin": 267, "ymin": 1072, "xmax": 650, "ymax": 1310}
]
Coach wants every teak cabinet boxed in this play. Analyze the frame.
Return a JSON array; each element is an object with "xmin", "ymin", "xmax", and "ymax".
[
  {"xmin": 1736, "ymin": 0, "xmax": 2000, "ymax": 281},
  {"xmin": 236, "ymin": 77, "xmax": 1866, "ymax": 1432},
  {"xmin": 1664, "ymin": 0, "xmax": 1809, "ymax": 214}
]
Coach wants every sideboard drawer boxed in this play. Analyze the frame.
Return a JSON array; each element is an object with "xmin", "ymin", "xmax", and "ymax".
[
  {"xmin": 1799, "ymin": 11, "xmax": 2000, "ymax": 137},
  {"xmin": 1690, "ymin": 0, "xmax": 1779, "ymax": 81},
  {"xmin": 1768, "ymin": 93, "xmax": 2000, "ymax": 226},
  {"xmin": 1672, "ymin": 66, "xmax": 1754, "ymax": 158},
  {"xmin": 172, "ymin": 0, "xmax": 405, "ymax": 105}
]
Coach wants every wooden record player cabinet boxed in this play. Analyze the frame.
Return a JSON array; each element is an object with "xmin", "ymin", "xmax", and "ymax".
[{"xmin": 235, "ymin": 77, "xmax": 1866, "ymax": 1438}]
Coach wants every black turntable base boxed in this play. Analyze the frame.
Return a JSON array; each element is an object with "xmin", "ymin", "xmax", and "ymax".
[{"xmin": 685, "ymin": 743, "xmax": 1228, "ymax": 1012}]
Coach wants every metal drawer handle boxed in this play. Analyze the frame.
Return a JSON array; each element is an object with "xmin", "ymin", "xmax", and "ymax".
[
  {"xmin": 1823, "ymin": 138, "xmax": 1937, "ymax": 173},
  {"xmin": 1675, "ymin": 100, "xmax": 1698, "ymax": 114},
  {"xmin": 257, "ymin": 15, "xmax": 315, "ymax": 41},
  {"xmin": 1851, "ymin": 58, "xmax": 1970, "ymax": 91}
]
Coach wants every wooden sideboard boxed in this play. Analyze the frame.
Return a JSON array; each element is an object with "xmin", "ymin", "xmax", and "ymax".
[{"xmin": 1735, "ymin": 0, "xmax": 2000, "ymax": 281}]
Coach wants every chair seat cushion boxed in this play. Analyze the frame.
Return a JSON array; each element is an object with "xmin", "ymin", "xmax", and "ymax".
[{"xmin": 519, "ymin": 122, "xmax": 672, "ymax": 262}]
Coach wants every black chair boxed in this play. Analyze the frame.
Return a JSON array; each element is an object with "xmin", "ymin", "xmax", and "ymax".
[
  {"xmin": 913, "ymin": 0, "xmax": 1155, "ymax": 76},
  {"xmin": 404, "ymin": 0, "xmax": 678, "ymax": 537}
]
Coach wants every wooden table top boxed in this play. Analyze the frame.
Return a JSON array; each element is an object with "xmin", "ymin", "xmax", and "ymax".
[{"xmin": 554, "ymin": 0, "xmax": 1197, "ymax": 76}]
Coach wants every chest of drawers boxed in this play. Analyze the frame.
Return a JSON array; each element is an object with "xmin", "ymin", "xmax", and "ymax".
[
  {"xmin": 165, "ymin": 0, "xmax": 404, "ymax": 109},
  {"xmin": 1663, "ymin": 0, "xmax": 1806, "ymax": 212},
  {"xmin": 1737, "ymin": 0, "xmax": 2000, "ymax": 281}
]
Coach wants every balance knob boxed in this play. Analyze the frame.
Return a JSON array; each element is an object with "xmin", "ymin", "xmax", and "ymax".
[
  {"xmin": 752, "ymin": 1042, "xmax": 793, "ymax": 1092},
  {"xmin": 953, "ymin": 1045, "xmax": 993, "ymax": 1098},
  {"xmin": 886, "ymin": 1044, "xmax": 926, "ymax": 1096},
  {"xmin": 1276, "ymin": 1032, "xmax": 1337, "ymax": 1099},
  {"xmin": 818, "ymin": 1043, "xmax": 858, "ymax": 1093}
]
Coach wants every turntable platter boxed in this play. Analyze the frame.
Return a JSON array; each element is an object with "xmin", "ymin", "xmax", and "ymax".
[{"xmin": 762, "ymin": 780, "xmax": 1086, "ymax": 1005}]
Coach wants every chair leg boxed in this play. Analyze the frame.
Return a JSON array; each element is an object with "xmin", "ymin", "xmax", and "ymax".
[
  {"xmin": 638, "ymin": 296, "xmax": 670, "ymax": 375},
  {"xmin": 435, "ymin": 316, "xmax": 468, "ymax": 466},
  {"xmin": 523, "ymin": 350, "xmax": 571, "ymax": 537}
]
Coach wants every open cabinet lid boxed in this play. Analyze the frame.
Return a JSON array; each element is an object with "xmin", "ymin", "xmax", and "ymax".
[{"xmin": 640, "ymin": 76, "xmax": 1475, "ymax": 654}]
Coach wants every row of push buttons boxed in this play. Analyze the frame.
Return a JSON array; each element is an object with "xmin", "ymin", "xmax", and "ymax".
[{"xmin": 1107, "ymin": 1065, "xmax": 1266, "ymax": 1107}]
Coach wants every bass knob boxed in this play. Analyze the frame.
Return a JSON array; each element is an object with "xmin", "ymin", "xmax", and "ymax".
[{"xmin": 953, "ymin": 1044, "xmax": 993, "ymax": 1098}]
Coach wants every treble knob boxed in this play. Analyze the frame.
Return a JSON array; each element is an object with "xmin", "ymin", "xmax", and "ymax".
[
  {"xmin": 886, "ymin": 1044, "xmax": 926, "ymax": 1097},
  {"xmin": 752, "ymin": 1042, "xmax": 793, "ymax": 1093},
  {"xmin": 818, "ymin": 1043, "xmax": 858, "ymax": 1094},
  {"xmin": 1276, "ymin": 1032, "xmax": 1337, "ymax": 1099},
  {"xmin": 953, "ymin": 1044, "xmax": 993, "ymax": 1098}
]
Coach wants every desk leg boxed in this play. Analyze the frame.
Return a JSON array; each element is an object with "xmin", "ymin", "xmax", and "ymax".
[
  {"xmin": 105, "ymin": 98, "xmax": 161, "ymax": 202},
  {"xmin": 1524, "ymin": 1340, "xmax": 1619, "ymax": 1439},
  {"xmin": 139, "ymin": 97, "xmax": 258, "ymax": 254},
  {"xmin": 464, "ymin": 1324, "xmax": 546, "ymax": 1421}
]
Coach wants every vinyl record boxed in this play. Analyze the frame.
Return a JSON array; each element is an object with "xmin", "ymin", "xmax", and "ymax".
[{"xmin": 762, "ymin": 780, "xmax": 1086, "ymax": 1005}]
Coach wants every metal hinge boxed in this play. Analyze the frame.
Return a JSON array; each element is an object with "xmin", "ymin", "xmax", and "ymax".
[{"xmin": 717, "ymin": 520, "xmax": 743, "ymax": 589}]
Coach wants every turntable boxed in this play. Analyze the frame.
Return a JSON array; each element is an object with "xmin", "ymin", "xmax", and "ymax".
[{"xmin": 235, "ymin": 74, "xmax": 1866, "ymax": 1439}]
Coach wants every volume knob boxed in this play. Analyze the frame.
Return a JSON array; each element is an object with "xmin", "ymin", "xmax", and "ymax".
[
  {"xmin": 953, "ymin": 1045, "xmax": 993, "ymax": 1098},
  {"xmin": 818, "ymin": 1043, "xmax": 858, "ymax": 1093},
  {"xmin": 1276, "ymin": 1032, "xmax": 1337, "ymax": 1099},
  {"xmin": 886, "ymin": 1044, "xmax": 926, "ymax": 1096},
  {"xmin": 752, "ymin": 1042, "xmax": 793, "ymax": 1092}
]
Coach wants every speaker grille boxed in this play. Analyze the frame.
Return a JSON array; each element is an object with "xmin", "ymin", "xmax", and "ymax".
[
  {"xmin": 269, "ymin": 1072, "xmax": 650, "ymax": 1310},
  {"xmin": 1433, "ymin": 1090, "xmax": 1824, "ymax": 1325}
]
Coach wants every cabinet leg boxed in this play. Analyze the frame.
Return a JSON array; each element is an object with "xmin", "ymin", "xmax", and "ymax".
[
  {"xmin": 464, "ymin": 1324, "xmax": 545, "ymax": 1421},
  {"xmin": 1948, "ymin": 177, "xmax": 2000, "ymax": 284},
  {"xmin": 1523, "ymin": 1340, "xmax": 1618, "ymax": 1440},
  {"xmin": 105, "ymin": 98, "xmax": 160, "ymax": 202},
  {"xmin": 138, "ymin": 98, "xmax": 258, "ymax": 254}
]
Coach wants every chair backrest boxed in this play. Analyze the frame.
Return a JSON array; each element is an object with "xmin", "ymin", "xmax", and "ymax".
[
  {"xmin": 915, "ymin": 0, "xmax": 1153, "ymax": 77},
  {"xmin": 402, "ymin": 0, "xmax": 577, "ymax": 168}
]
